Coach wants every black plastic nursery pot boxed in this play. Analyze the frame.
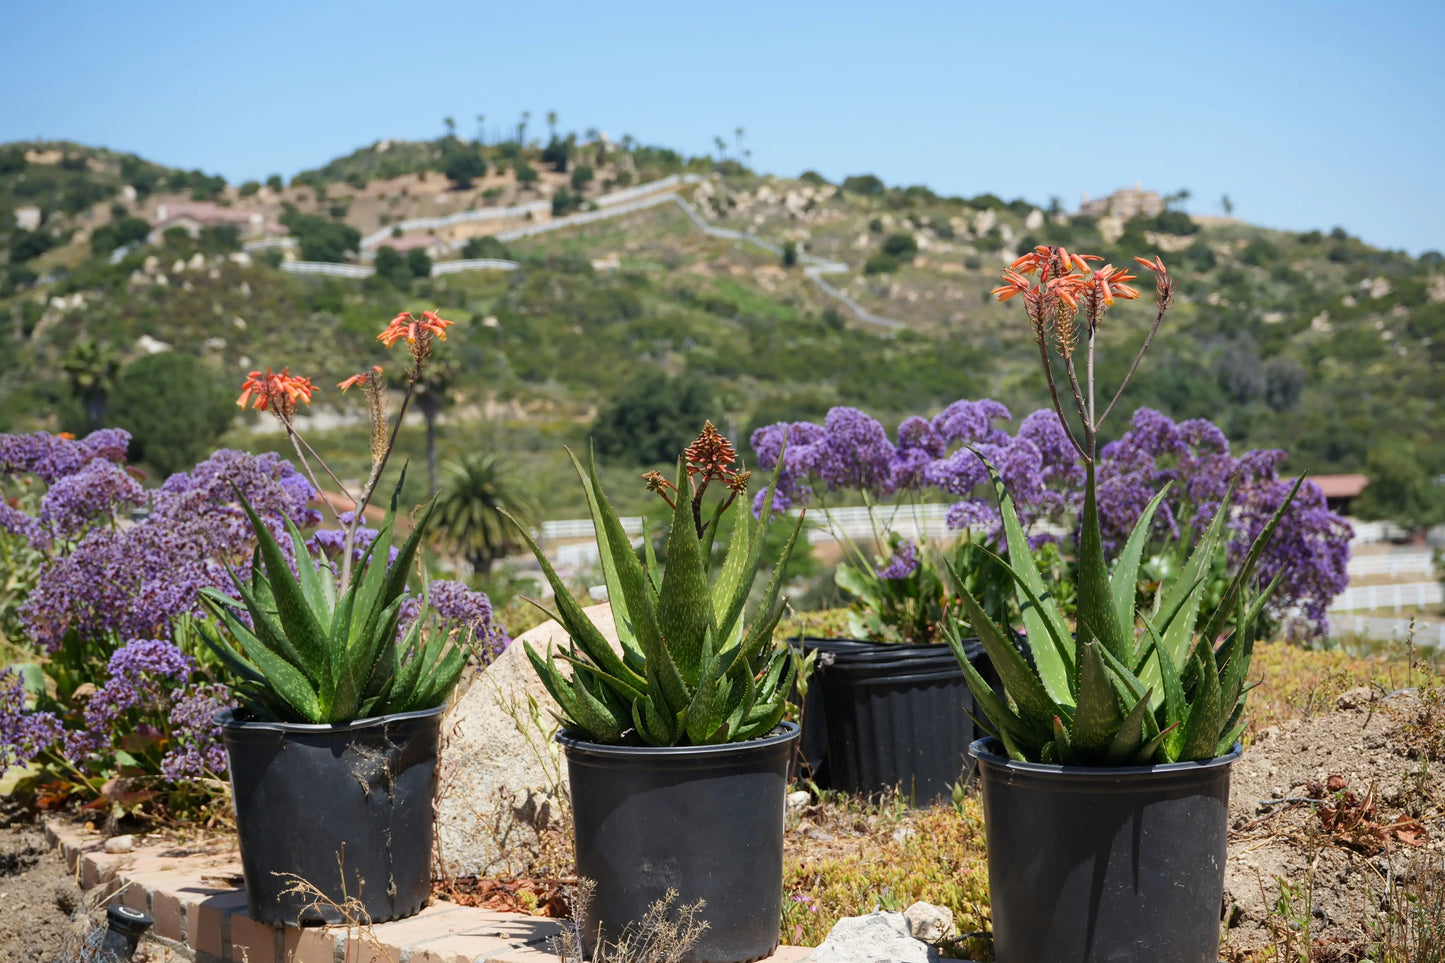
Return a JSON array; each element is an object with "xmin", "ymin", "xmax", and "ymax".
[
  {"xmin": 559, "ymin": 723, "xmax": 799, "ymax": 963},
  {"xmin": 218, "ymin": 705, "xmax": 442, "ymax": 926},
  {"xmin": 791, "ymin": 637, "xmax": 995, "ymax": 803},
  {"xmin": 969, "ymin": 736, "xmax": 1240, "ymax": 963}
]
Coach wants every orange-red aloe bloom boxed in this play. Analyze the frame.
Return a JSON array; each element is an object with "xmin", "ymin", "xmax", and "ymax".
[
  {"xmin": 237, "ymin": 367, "xmax": 316, "ymax": 411},
  {"xmin": 338, "ymin": 365, "xmax": 384, "ymax": 393},
  {"xmin": 1091, "ymin": 265, "xmax": 1141, "ymax": 306},
  {"xmin": 1133, "ymin": 255, "xmax": 1168, "ymax": 275},
  {"xmin": 992, "ymin": 269, "xmax": 1033, "ymax": 302},
  {"xmin": 377, "ymin": 311, "xmax": 454, "ymax": 347}
]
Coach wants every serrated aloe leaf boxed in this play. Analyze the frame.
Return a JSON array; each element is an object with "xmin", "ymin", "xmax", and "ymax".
[
  {"xmin": 959, "ymin": 550, "xmax": 1075, "ymax": 706},
  {"xmin": 1052, "ymin": 715, "xmax": 1075, "ymax": 764},
  {"xmin": 505, "ymin": 517, "xmax": 647, "ymax": 693},
  {"xmin": 685, "ymin": 652, "xmax": 721, "ymax": 744},
  {"xmin": 1140, "ymin": 612, "xmax": 1186, "ymax": 729},
  {"xmin": 632, "ymin": 695, "xmax": 673, "ymax": 745},
  {"xmin": 1177, "ymin": 648, "xmax": 1224, "ymax": 761},
  {"xmin": 1135, "ymin": 721, "xmax": 1178, "ymax": 765},
  {"xmin": 714, "ymin": 441, "xmax": 791, "ymax": 641},
  {"xmin": 956, "ymin": 582, "xmax": 1065, "ymax": 732},
  {"xmin": 231, "ymin": 492, "xmax": 332, "ymax": 679},
  {"xmin": 1110, "ymin": 484, "xmax": 1172, "ymax": 653},
  {"xmin": 1077, "ymin": 463, "xmax": 1131, "ymax": 664},
  {"xmin": 1072, "ymin": 642, "xmax": 1125, "ymax": 757},
  {"xmin": 1216, "ymin": 719, "xmax": 1247, "ymax": 758},
  {"xmin": 655, "ymin": 458, "xmax": 718, "ymax": 685},
  {"xmin": 287, "ymin": 521, "xmax": 330, "ymax": 627},
  {"xmin": 1107, "ymin": 688, "xmax": 1155, "ymax": 761},
  {"xmin": 980, "ymin": 455, "xmax": 1075, "ymax": 704},
  {"xmin": 946, "ymin": 620, "xmax": 1048, "ymax": 755},
  {"xmin": 576, "ymin": 448, "xmax": 654, "ymax": 665},
  {"xmin": 232, "ymin": 628, "xmax": 322, "ymax": 722},
  {"xmin": 735, "ymin": 512, "xmax": 803, "ymax": 664},
  {"xmin": 204, "ymin": 582, "xmax": 315, "ymax": 684},
  {"xmin": 710, "ymin": 498, "xmax": 752, "ymax": 646}
]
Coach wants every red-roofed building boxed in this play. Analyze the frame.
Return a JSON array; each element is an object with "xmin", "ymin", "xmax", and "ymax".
[
  {"xmin": 149, "ymin": 202, "xmax": 286, "ymax": 242},
  {"xmin": 1311, "ymin": 473, "xmax": 1369, "ymax": 514}
]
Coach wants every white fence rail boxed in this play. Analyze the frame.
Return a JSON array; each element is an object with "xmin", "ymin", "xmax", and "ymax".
[
  {"xmin": 280, "ymin": 260, "xmax": 375, "ymax": 278},
  {"xmin": 1329, "ymin": 582, "xmax": 1443, "ymax": 613},
  {"xmin": 495, "ymin": 191, "xmax": 681, "ymax": 242},
  {"xmin": 1350, "ymin": 520, "xmax": 1410, "ymax": 543},
  {"xmin": 1347, "ymin": 552, "xmax": 1437, "ymax": 578},
  {"xmin": 429, "ymin": 258, "xmax": 520, "ymax": 275},
  {"xmin": 242, "ymin": 236, "xmax": 298, "ymax": 253},
  {"xmin": 1333, "ymin": 614, "xmax": 1445, "ymax": 647}
]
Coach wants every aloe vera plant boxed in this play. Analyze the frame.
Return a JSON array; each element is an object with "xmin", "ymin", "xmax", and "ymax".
[
  {"xmin": 511, "ymin": 424, "xmax": 804, "ymax": 747},
  {"xmin": 945, "ymin": 462, "xmax": 1300, "ymax": 765},
  {"xmin": 198, "ymin": 480, "xmax": 467, "ymax": 724},
  {"xmin": 954, "ymin": 245, "xmax": 1304, "ymax": 764}
]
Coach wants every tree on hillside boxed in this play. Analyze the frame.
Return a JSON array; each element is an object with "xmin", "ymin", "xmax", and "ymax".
[
  {"xmin": 547, "ymin": 111, "xmax": 558, "ymax": 140},
  {"xmin": 570, "ymin": 165, "xmax": 594, "ymax": 191},
  {"xmin": 433, "ymin": 453, "xmax": 540, "ymax": 574},
  {"xmin": 515, "ymin": 162, "xmax": 539, "ymax": 187},
  {"xmin": 444, "ymin": 145, "xmax": 486, "ymax": 189},
  {"xmin": 111, "ymin": 352, "xmax": 234, "ymax": 476},
  {"xmin": 519, "ymin": 110, "xmax": 531, "ymax": 146},
  {"xmin": 60, "ymin": 337, "xmax": 122, "ymax": 430},
  {"xmin": 444, "ymin": 116, "xmax": 456, "ymax": 138},
  {"xmin": 406, "ymin": 247, "xmax": 432, "ymax": 280},
  {"xmin": 882, "ymin": 233, "xmax": 919, "ymax": 261},
  {"xmin": 1354, "ymin": 443, "xmax": 1445, "ymax": 534},
  {"xmin": 375, "ymin": 246, "xmax": 410, "ymax": 287},
  {"xmin": 399, "ymin": 351, "xmax": 459, "ymax": 494},
  {"xmin": 591, "ymin": 369, "xmax": 717, "ymax": 466},
  {"xmin": 541, "ymin": 135, "xmax": 572, "ymax": 172},
  {"xmin": 280, "ymin": 210, "xmax": 360, "ymax": 262}
]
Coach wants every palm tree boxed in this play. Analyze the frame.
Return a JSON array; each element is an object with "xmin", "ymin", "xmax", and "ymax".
[
  {"xmin": 547, "ymin": 111, "xmax": 558, "ymax": 140},
  {"xmin": 519, "ymin": 111, "xmax": 531, "ymax": 147},
  {"xmin": 433, "ymin": 453, "xmax": 541, "ymax": 574},
  {"xmin": 475, "ymin": 113, "xmax": 485, "ymax": 145},
  {"xmin": 408, "ymin": 353, "xmax": 460, "ymax": 496},
  {"xmin": 61, "ymin": 337, "xmax": 122, "ymax": 430}
]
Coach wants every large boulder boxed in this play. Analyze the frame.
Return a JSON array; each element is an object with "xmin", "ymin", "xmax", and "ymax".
[
  {"xmin": 809, "ymin": 911, "xmax": 940, "ymax": 963},
  {"xmin": 435, "ymin": 603, "xmax": 619, "ymax": 877}
]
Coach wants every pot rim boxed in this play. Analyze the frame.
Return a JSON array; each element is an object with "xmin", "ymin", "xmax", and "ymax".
[
  {"xmin": 215, "ymin": 703, "xmax": 445, "ymax": 734},
  {"xmin": 787, "ymin": 635, "xmax": 971, "ymax": 651},
  {"xmin": 968, "ymin": 736, "xmax": 1242, "ymax": 778},
  {"xmin": 557, "ymin": 720, "xmax": 799, "ymax": 759}
]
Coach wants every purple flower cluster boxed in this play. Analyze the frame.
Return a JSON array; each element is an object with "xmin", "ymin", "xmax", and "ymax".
[
  {"xmin": 161, "ymin": 683, "xmax": 235, "ymax": 781},
  {"xmin": 753, "ymin": 402, "xmax": 1352, "ymax": 637},
  {"xmin": 413, "ymin": 579, "xmax": 511, "ymax": 662},
  {"xmin": 82, "ymin": 639, "xmax": 195, "ymax": 733},
  {"xmin": 877, "ymin": 539, "xmax": 921, "ymax": 580},
  {"xmin": 0, "ymin": 670, "xmax": 64, "ymax": 771},
  {"xmin": 0, "ymin": 429, "xmax": 130, "ymax": 484},
  {"xmin": 19, "ymin": 449, "xmax": 319, "ymax": 651}
]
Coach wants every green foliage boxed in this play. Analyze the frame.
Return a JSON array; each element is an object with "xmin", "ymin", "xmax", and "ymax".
[
  {"xmin": 9, "ymin": 229, "xmax": 55, "ymax": 262},
  {"xmin": 540, "ymin": 135, "xmax": 573, "ymax": 172},
  {"xmin": 881, "ymin": 233, "xmax": 919, "ymax": 261},
  {"xmin": 406, "ymin": 247, "xmax": 432, "ymax": 279},
  {"xmin": 460, "ymin": 235, "xmax": 512, "ymax": 260},
  {"xmin": 552, "ymin": 188, "xmax": 582, "ymax": 216},
  {"xmin": 781, "ymin": 240, "xmax": 798, "ymax": 268},
  {"xmin": 443, "ymin": 145, "xmax": 487, "ymax": 188},
  {"xmin": 946, "ymin": 461, "xmax": 1302, "ymax": 765},
  {"xmin": 1354, "ymin": 442, "xmax": 1445, "ymax": 531},
  {"xmin": 265, "ymin": 174, "xmax": 283, "ymax": 192},
  {"xmin": 109, "ymin": 352, "xmax": 234, "ymax": 476},
  {"xmin": 863, "ymin": 252, "xmax": 899, "ymax": 274},
  {"xmin": 515, "ymin": 162, "xmax": 539, "ymax": 185},
  {"xmin": 374, "ymin": 246, "xmax": 409, "ymax": 287},
  {"xmin": 591, "ymin": 368, "xmax": 716, "ymax": 466},
  {"xmin": 280, "ymin": 210, "xmax": 360, "ymax": 262},
  {"xmin": 841, "ymin": 174, "xmax": 885, "ymax": 196},
  {"xmin": 434, "ymin": 453, "xmax": 540, "ymax": 574},
  {"xmin": 88, "ymin": 215, "xmax": 151, "ymax": 255},
  {"xmin": 570, "ymin": 164, "xmax": 594, "ymax": 190},
  {"xmin": 512, "ymin": 447, "xmax": 803, "ymax": 746},
  {"xmin": 199, "ymin": 483, "xmax": 465, "ymax": 724}
]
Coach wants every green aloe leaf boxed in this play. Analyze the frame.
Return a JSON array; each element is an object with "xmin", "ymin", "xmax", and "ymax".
[
  {"xmin": 1106, "ymin": 688, "xmax": 1155, "ymax": 761},
  {"xmin": 232, "ymin": 493, "xmax": 331, "ymax": 681},
  {"xmin": 1198, "ymin": 476, "xmax": 1305, "ymax": 644},
  {"xmin": 575, "ymin": 448, "xmax": 655, "ymax": 665},
  {"xmin": 950, "ymin": 587, "xmax": 1058, "ymax": 745},
  {"xmin": 1071, "ymin": 642, "xmax": 1125, "ymax": 757},
  {"xmin": 982, "ymin": 456, "xmax": 1074, "ymax": 705},
  {"xmin": 1176, "ymin": 646, "xmax": 1224, "ymax": 762},
  {"xmin": 1076, "ymin": 462, "xmax": 1131, "ymax": 664},
  {"xmin": 654, "ymin": 458, "xmax": 718, "ymax": 685},
  {"xmin": 1110, "ymin": 484, "xmax": 1172, "ymax": 653}
]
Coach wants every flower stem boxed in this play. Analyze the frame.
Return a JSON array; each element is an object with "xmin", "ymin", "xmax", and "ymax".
[
  {"xmin": 339, "ymin": 376, "xmax": 420, "ymax": 590},
  {"xmin": 1098, "ymin": 302, "xmax": 1171, "ymax": 430},
  {"xmin": 1036, "ymin": 339, "xmax": 1087, "ymax": 461}
]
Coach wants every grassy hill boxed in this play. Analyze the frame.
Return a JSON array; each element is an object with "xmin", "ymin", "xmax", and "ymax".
[{"xmin": 1, "ymin": 134, "xmax": 1441, "ymax": 520}]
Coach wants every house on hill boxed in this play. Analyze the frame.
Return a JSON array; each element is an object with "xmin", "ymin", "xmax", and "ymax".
[
  {"xmin": 148, "ymin": 202, "xmax": 285, "ymax": 243},
  {"xmin": 1312, "ymin": 473, "xmax": 1369, "ymax": 515},
  {"xmin": 362, "ymin": 234, "xmax": 451, "ymax": 260},
  {"xmin": 1079, "ymin": 183, "xmax": 1164, "ymax": 219}
]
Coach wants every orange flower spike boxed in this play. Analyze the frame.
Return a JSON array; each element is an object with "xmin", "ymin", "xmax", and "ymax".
[
  {"xmin": 419, "ymin": 310, "xmax": 454, "ymax": 341},
  {"xmin": 377, "ymin": 312, "xmax": 415, "ymax": 347},
  {"xmin": 1070, "ymin": 252, "xmax": 1103, "ymax": 273},
  {"xmin": 275, "ymin": 368, "xmax": 315, "ymax": 405},
  {"xmin": 237, "ymin": 368, "xmax": 272, "ymax": 409},
  {"xmin": 992, "ymin": 270, "xmax": 1032, "ymax": 301},
  {"xmin": 338, "ymin": 373, "xmax": 368, "ymax": 393},
  {"xmin": 1133, "ymin": 255, "xmax": 1167, "ymax": 275}
]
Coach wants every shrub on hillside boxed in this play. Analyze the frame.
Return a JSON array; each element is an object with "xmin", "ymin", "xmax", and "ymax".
[
  {"xmin": 591, "ymin": 368, "xmax": 717, "ymax": 466},
  {"xmin": 110, "ymin": 353, "xmax": 235, "ymax": 476},
  {"xmin": 882, "ymin": 233, "xmax": 919, "ymax": 261},
  {"xmin": 864, "ymin": 252, "xmax": 900, "ymax": 274}
]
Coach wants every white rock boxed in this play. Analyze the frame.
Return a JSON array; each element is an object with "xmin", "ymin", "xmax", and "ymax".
[
  {"xmin": 103, "ymin": 835, "xmax": 134, "ymax": 854},
  {"xmin": 903, "ymin": 901, "xmax": 956, "ymax": 942},
  {"xmin": 436, "ymin": 604, "xmax": 621, "ymax": 876},
  {"xmin": 810, "ymin": 911, "xmax": 939, "ymax": 962},
  {"xmin": 171, "ymin": 259, "xmax": 186, "ymax": 274},
  {"xmin": 1024, "ymin": 209, "xmax": 1044, "ymax": 231},
  {"xmin": 188, "ymin": 252, "xmax": 206, "ymax": 271},
  {"xmin": 136, "ymin": 335, "xmax": 172, "ymax": 354},
  {"xmin": 204, "ymin": 337, "xmax": 227, "ymax": 350},
  {"xmin": 142, "ymin": 255, "xmax": 160, "ymax": 275},
  {"xmin": 229, "ymin": 251, "xmax": 253, "ymax": 268},
  {"xmin": 787, "ymin": 790, "xmax": 811, "ymax": 810}
]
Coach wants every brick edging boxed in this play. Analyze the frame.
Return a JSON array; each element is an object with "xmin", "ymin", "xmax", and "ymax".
[{"xmin": 45, "ymin": 819, "xmax": 812, "ymax": 962}]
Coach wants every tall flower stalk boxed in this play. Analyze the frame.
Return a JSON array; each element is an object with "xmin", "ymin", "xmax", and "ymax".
[{"xmin": 236, "ymin": 310, "xmax": 453, "ymax": 589}]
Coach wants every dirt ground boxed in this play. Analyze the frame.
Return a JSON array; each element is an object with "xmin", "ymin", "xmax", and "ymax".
[
  {"xmin": 1221, "ymin": 684, "xmax": 1445, "ymax": 960},
  {"xmin": 0, "ymin": 803, "xmax": 83, "ymax": 962}
]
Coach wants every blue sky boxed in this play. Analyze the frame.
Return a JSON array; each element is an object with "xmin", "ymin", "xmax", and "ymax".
[{"xmin": 4, "ymin": 1, "xmax": 1442, "ymax": 254}]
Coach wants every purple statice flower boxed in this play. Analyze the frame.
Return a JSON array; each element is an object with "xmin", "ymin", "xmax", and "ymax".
[
  {"xmin": 160, "ymin": 683, "xmax": 234, "ymax": 780},
  {"xmin": 0, "ymin": 499, "xmax": 43, "ymax": 548},
  {"xmin": 0, "ymin": 429, "xmax": 130, "ymax": 484},
  {"xmin": 82, "ymin": 639, "xmax": 195, "ymax": 734},
  {"xmin": 945, "ymin": 499, "xmax": 999, "ymax": 533},
  {"xmin": 20, "ymin": 450, "xmax": 318, "ymax": 651},
  {"xmin": 422, "ymin": 579, "xmax": 511, "ymax": 661},
  {"xmin": 750, "ymin": 421, "xmax": 826, "ymax": 514},
  {"xmin": 813, "ymin": 408, "xmax": 897, "ymax": 498},
  {"xmin": 931, "ymin": 399, "xmax": 1012, "ymax": 447},
  {"xmin": 891, "ymin": 417, "xmax": 946, "ymax": 491},
  {"xmin": 0, "ymin": 669, "xmax": 65, "ymax": 770},
  {"xmin": 306, "ymin": 512, "xmax": 398, "ymax": 567},
  {"xmin": 877, "ymin": 539, "xmax": 920, "ymax": 580},
  {"xmin": 36, "ymin": 459, "xmax": 145, "ymax": 543}
]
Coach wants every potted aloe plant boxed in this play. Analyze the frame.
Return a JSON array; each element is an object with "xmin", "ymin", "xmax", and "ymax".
[
  {"xmin": 509, "ymin": 423, "xmax": 803, "ymax": 963},
  {"xmin": 948, "ymin": 249, "xmax": 1302, "ymax": 962},
  {"xmin": 199, "ymin": 312, "xmax": 470, "ymax": 926}
]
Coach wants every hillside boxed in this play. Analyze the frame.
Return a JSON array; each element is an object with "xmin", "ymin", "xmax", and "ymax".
[{"xmin": 1, "ymin": 134, "xmax": 1441, "ymax": 519}]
